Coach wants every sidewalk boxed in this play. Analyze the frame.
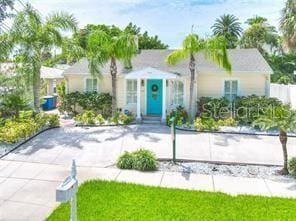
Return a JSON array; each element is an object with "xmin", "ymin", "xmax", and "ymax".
[{"xmin": 0, "ymin": 160, "xmax": 296, "ymax": 220}]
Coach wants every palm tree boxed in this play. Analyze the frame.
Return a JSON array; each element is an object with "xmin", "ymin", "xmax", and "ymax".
[
  {"xmin": 211, "ymin": 14, "xmax": 242, "ymax": 48},
  {"xmin": 166, "ymin": 34, "xmax": 232, "ymax": 120},
  {"xmin": 240, "ymin": 16, "xmax": 278, "ymax": 54},
  {"xmin": 87, "ymin": 29, "xmax": 138, "ymax": 116},
  {"xmin": 1, "ymin": 3, "xmax": 77, "ymax": 110},
  {"xmin": 253, "ymin": 105, "xmax": 296, "ymax": 174},
  {"xmin": 280, "ymin": 0, "xmax": 296, "ymax": 52},
  {"xmin": 246, "ymin": 15, "xmax": 267, "ymax": 25}
]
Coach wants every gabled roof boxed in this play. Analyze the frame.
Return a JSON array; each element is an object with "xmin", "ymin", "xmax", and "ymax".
[
  {"xmin": 63, "ymin": 48, "xmax": 272, "ymax": 76},
  {"xmin": 41, "ymin": 66, "xmax": 64, "ymax": 79}
]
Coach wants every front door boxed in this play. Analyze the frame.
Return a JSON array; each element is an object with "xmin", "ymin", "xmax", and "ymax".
[{"xmin": 147, "ymin": 79, "xmax": 162, "ymax": 115}]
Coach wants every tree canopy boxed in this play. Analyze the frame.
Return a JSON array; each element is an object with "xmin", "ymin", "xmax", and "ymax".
[
  {"xmin": 240, "ymin": 15, "xmax": 279, "ymax": 54},
  {"xmin": 211, "ymin": 14, "xmax": 242, "ymax": 48},
  {"xmin": 74, "ymin": 22, "xmax": 168, "ymax": 50},
  {"xmin": 280, "ymin": 0, "xmax": 296, "ymax": 52}
]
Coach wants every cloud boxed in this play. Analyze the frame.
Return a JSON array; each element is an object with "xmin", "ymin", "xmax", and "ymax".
[{"xmin": 26, "ymin": 0, "xmax": 285, "ymax": 48}]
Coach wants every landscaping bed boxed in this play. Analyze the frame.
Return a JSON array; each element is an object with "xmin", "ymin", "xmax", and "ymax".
[
  {"xmin": 0, "ymin": 111, "xmax": 59, "ymax": 157},
  {"xmin": 159, "ymin": 161, "xmax": 288, "ymax": 179},
  {"xmin": 47, "ymin": 180, "xmax": 296, "ymax": 221}
]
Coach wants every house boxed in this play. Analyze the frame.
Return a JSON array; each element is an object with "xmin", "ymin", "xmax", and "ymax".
[{"xmin": 63, "ymin": 48, "xmax": 272, "ymax": 123}]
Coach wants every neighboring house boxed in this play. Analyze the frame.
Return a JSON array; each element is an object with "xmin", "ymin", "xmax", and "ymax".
[
  {"xmin": 41, "ymin": 66, "xmax": 65, "ymax": 95},
  {"xmin": 63, "ymin": 48, "xmax": 272, "ymax": 122},
  {"xmin": 0, "ymin": 63, "xmax": 67, "ymax": 95}
]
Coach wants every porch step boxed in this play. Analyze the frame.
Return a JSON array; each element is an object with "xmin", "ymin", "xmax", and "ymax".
[{"xmin": 142, "ymin": 115, "xmax": 162, "ymax": 124}]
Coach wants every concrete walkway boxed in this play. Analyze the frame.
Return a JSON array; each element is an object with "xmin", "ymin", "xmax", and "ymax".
[
  {"xmin": 3, "ymin": 125, "xmax": 296, "ymax": 167},
  {"xmin": 1, "ymin": 124, "xmax": 296, "ymax": 220},
  {"xmin": 1, "ymin": 159, "xmax": 296, "ymax": 220}
]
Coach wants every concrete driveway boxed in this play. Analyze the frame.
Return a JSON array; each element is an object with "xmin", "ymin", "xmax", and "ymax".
[
  {"xmin": 3, "ymin": 124, "xmax": 296, "ymax": 166},
  {"xmin": 1, "ymin": 124, "xmax": 296, "ymax": 220}
]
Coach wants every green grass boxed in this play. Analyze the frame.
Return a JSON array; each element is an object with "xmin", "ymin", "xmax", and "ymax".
[{"xmin": 47, "ymin": 180, "xmax": 296, "ymax": 221}]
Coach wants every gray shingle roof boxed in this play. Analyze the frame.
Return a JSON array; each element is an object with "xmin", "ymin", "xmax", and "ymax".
[{"xmin": 63, "ymin": 48, "xmax": 272, "ymax": 76}]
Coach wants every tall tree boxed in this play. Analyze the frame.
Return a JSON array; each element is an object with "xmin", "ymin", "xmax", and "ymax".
[
  {"xmin": 253, "ymin": 105, "xmax": 296, "ymax": 174},
  {"xmin": 1, "ymin": 3, "xmax": 77, "ymax": 110},
  {"xmin": 124, "ymin": 22, "xmax": 169, "ymax": 49},
  {"xmin": 240, "ymin": 16, "xmax": 278, "ymax": 54},
  {"xmin": 211, "ymin": 14, "xmax": 242, "ymax": 48},
  {"xmin": 246, "ymin": 15, "xmax": 268, "ymax": 25},
  {"xmin": 87, "ymin": 29, "xmax": 138, "ymax": 116},
  {"xmin": 280, "ymin": 0, "xmax": 296, "ymax": 52},
  {"xmin": 166, "ymin": 34, "xmax": 231, "ymax": 120}
]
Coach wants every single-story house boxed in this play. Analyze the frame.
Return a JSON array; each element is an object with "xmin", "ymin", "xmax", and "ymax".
[{"xmin": 63, "ymin": 48, "xmax": 272, "ymax": 122}]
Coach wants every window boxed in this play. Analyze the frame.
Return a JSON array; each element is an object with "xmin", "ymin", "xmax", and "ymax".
[
  {"xmin": 171, "ymin": 81, "xmax": 184, "ymax": 105},
  {"xmin": 126, "ymin": 80, "xmax": 137, "ymax": 104},
  {"xmin": 224, "ymin": 80, "xmax": 238, "ymax": 101},
  {"xmin": 85, "ymin": 78, "xmax": 97, "ymax": 93}
]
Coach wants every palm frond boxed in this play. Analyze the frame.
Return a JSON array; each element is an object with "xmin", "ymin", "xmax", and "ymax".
[
  {"xmin": 45, "ymin": 11, "xmax": 77, "ymax": 32},
  {"xmin": 87, "ymin": 30, "xmax": 111, "ymax": 76},
  {"xmin": 115, "ymin": 32, "xmax": 138, "ymax": 69},
  {"xmin": 204, "ymin": 36, "xmax": 232, "ymax": 73},
  {"xmin": 166, "ymin": 49, "xmax": 188, "ymax": 66}
]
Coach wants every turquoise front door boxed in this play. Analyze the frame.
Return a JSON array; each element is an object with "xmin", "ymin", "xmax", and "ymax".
[{"xmin": 147, "ymin": 79, "xmax": 163, "ymax": 115}]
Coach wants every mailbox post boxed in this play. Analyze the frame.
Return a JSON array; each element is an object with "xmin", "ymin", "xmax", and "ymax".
[
  {"xmin": 56, "ymin": 160, "xmax": 78, "ymax": 221},
  {"xmin": 170, "ymin": 111, "xmax": 176, "ymax": 163}
]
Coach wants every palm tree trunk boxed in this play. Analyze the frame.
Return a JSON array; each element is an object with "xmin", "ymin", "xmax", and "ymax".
[
  {"xmin": 110, "ymin": 57, "xmax": 117, "ymax": 116},
  {"xmin": 188, "ymin": 52, "xmax": 196, "ymax": 121},
  {"xmin": 33, "ymin": 64, "xmax": 41, "ymax": 112},
  {"xmin": 279, "ymin": 129, "xmax": 289, "ymax": 175}
]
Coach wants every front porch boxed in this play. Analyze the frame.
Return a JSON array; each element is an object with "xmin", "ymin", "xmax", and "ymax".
[{"xmin": 125, "ymin": 67, "xmax": 179, "ymax": 123}]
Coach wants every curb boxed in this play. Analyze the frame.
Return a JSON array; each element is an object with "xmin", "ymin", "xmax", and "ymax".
[
  {"xmin": 157, "ymin": 158, "xmax": 283, "ymax": 167},
  {"xmin": 171, "ymin": 125, "xmax": 296, "ymax": 138},
  {"xmin": 75, "ymin": 122, "xmax": 137, "ymax": 127},
  {"xmin": 0, "ymin": 126, "xmax": 60, "ymax": 159}
]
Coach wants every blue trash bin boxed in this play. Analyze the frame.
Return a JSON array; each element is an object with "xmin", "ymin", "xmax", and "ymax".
[{"xmin": 42, "ymin": 96, "xmax": 55, "ymax": 110}]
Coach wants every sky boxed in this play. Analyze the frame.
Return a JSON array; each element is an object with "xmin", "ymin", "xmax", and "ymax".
[{"xmin": 14, "ymin": 0, "xmax": 286, "ymax": 48}]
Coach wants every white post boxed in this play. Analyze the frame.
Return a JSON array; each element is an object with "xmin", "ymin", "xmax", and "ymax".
[
  {"xmin": 162, "ymin": 79, "xmax": 166, "ymax": 123},
  {"xmin": 70, "ymin": 160, "xmax": 77, "ymax": 221},
  {"xmin": 136, "ymin": 78, "xmax": 141, "ymax": 123}
]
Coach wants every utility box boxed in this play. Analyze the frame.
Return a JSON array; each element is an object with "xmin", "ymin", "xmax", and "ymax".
[{"xmin": 56, "ymin": 176, "xmax": 78, "ymax": 203}]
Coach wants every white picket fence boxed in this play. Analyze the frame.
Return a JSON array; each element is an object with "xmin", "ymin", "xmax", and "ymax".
[{"xmin": 270, "ymin": 83, "xmax": 296, "ymax": 109}]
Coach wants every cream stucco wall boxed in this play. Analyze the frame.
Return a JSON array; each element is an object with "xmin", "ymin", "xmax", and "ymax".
[
  {"xmin": 65, "ymin": 72, "xmax": 269, "ymax": 115},
  {"xmin": 196, "ymin": 72, "xmax": 268, "ymax": 98}
]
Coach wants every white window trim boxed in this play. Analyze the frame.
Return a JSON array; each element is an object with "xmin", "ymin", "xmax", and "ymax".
[
  {"xmin": 125, "ymin": 79, "xmax": 137, "ymax": 105},
  {"xmin": 84, "ymin": 77, "xmax": 99, "ymax": 93},
  {"xmin": 170, "ymin": 80, "xmax": 185, "ymax": 107},
  {"xmin": 222, "ymin": 78, "xmax": 240, "ymax": 98}
]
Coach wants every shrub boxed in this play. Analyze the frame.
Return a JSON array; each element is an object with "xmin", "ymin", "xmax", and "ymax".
[
  {"xmin": 194, "ymin": 117, "xmax": 219, "ymax": 131},
  {"xmin": 109, "ymin": 114, "xmax": 119, "ymax": 125},
  {"xmin": 47, "ymin": 114, "xmax": 60, "ymax": 127},
  {"xmin": 116, "ymin": 149, "xmax": 158, "ymax": 171},
  {"xmin": 233, "ymin": 95, "xmax": 283, "ymax": 125},
  {"xmin": 0, "ymin": 113, "xmax": 59, "ymax": 144},
  {"xmin": 119, "ymin": 113, "xmax": 134, "ymax": 125},
  {"xmin": 288, "ymin": 157, "xmax": 296, "ymax": 177},
  {"xmin": 133, "ymin": 149, "xmax": 158, "ymax": 171},
  {"xmin": 95, "ymin": 114, "xmax": 105, "ymax": 125},
  {"xmin": 217, "ymin": 118, "xmax": 238, "ymax": 127},
  {"xmin": 197, "ymin": 97, "xmax": 229, "ymax": 119},
  {"xmin": 0, "ymin": 93, "xmax": 30, "ymax": 118},
  {"xmin": 60, "ymin": 92, "xmax": 112, "ymax": 117},
  {"xmin": 117, "ymin": 151, "xmax": 134, "ymax": 169},
  {"xmin": 81, "ymin": 111, "xmax": 96, "ymax": 125},
  {"xmin": 167, "ymin": 106, "xmax": 188, "ymax": 126}
]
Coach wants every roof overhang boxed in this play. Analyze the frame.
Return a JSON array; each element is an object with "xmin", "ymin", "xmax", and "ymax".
[
  {"xmin": 41, "ymin": 66, "xmax": 64, "ymax": 79},
  {"xmin": 125, "ymin": 67, "xmax": 178, "ymax": 79}
]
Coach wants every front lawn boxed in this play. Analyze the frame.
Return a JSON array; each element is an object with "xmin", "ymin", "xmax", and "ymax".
[{"xmin": 47, "ymin": 180, "xmax": 296, "ymax": 221}]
